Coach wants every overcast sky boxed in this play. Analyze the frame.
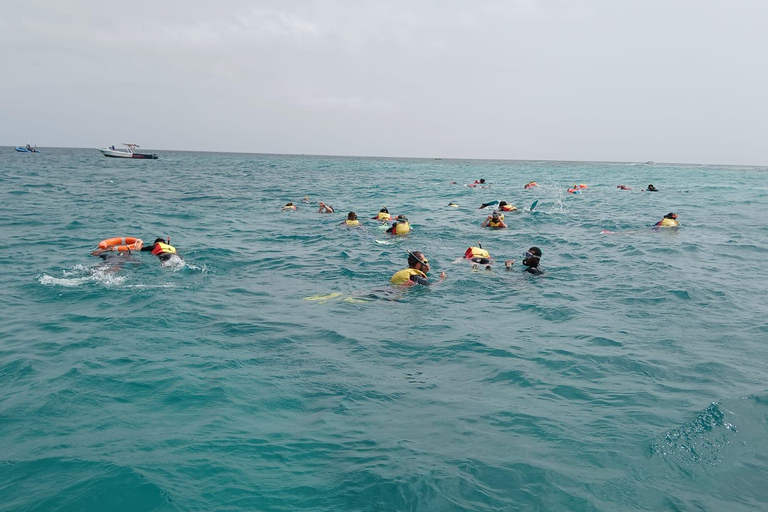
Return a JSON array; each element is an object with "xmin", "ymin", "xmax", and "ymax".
[{"xmin": 2, "ymin": 1, "xmax": 766, "ymax": 164}]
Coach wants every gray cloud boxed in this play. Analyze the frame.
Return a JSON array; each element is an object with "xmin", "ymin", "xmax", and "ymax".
[{"xmin": 2, "ymin": 0, "xmax": 766, "ymax": 164}]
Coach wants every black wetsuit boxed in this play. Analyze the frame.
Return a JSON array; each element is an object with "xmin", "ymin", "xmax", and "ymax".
[
  {"xmin": 409, "ymin": 273, "xmax": 430, "ymax": 286},
  {"xmin": 523, "ymin": 256, "xmax": 543, "ymax": 275}
]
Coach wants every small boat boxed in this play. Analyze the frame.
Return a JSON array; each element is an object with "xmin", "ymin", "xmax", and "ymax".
[
  {"xmin": 645, "ymin": 160, "xmax": 655, "ymax": 165},
  {"xmin": 15, "ymin": 145, "xmax": 41, "ymax": 153},
  {"xmin": 98, "ymin": 143, "xmax": 158, "ymax": 159}
]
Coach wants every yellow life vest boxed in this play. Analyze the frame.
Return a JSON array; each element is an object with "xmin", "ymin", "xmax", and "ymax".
[
  {"xmin": 465, "ymin": 247, "xmax": 490, "ymax": 259},
  {"xmin": 392, "ymin": 222, "xmax": 410, "ymax": 234},
  {"xmin": 390, "ymin": 268, "xmax": 427, "ymax": 285},
  {"xmin": 345, "ymin": 219, "xmax": 360, "ymax": 226},
  {"xmin": 488, "ymin": 221, "xmax": 502, "ymax": 228},
  {"xmin": 500, "ymin": 205, "xmax": 517, "ymax": 212},
  {"xmin": 153, "ymin": 242, "xmax": 176, "ymax": 255},
  {"xmin": 377, "ymin": 212, "xmax": 391, "ymax": 220},
  {"xmin": 658, "ymin": 218, "xmax": 680, "ymax": 227}
]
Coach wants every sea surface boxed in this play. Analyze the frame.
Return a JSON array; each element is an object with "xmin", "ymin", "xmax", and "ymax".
[{"xmin": 2, "ymin": 147, "xmax": 768, "ymax": 512}]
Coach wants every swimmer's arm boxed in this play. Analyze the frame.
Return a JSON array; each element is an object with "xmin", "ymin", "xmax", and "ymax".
[
  {"xmin": 410, "ymin": 272, "xmax": 446, "ymax": 286},
  {"xmin": 140, "ymin": 244, "xmax": 155, "ymax": 252}
]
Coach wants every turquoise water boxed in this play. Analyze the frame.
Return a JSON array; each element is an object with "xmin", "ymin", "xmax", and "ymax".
[{"xmin": 2, "ymin": 148, "xmax": 768, "ymax": 511}]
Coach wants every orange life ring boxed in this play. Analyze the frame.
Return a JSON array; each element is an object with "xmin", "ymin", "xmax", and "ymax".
[{"xmin": 98, "ymin": 237, "xmax": 143, "ymax": 252}]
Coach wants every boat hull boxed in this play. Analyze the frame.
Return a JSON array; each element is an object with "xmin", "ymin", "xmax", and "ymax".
[
  {"xmin": 15, "ymin": 147, "xmax": 41, "ymax": 153},
  {"xmin": 99, "ymin": 148, "xmax": 158, "ymax": 159}
]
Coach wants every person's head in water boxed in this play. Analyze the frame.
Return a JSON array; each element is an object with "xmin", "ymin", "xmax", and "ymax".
[
  {"xmin": 664, "ymin": 212, "xmax": 678, "ymax": 220},
  {"xmin": 408, "ymin": 251, "xmax": 430, "ymax": 272},
  {"xmin": 492, "ymin": 214, "xmax": 501, "ymax": 223},
  {"xmin": 396, "ymin": 214, "xmax": 408, "ymax": 223},
  {"xmin": 523, "ymin": 247, "xmax": 542, "ymax": 268},
  {"xmin": 498, "ymin": 201, "xmax": 508, "ymax": 208},
  {"xmin": 647, "ymin": 184, "xmax": 657, "ymax": 191},
  {"xmin": 153, "ymin": 238, "xmax": 165, "ymax": 245},
  {"xmin": 347, "ymin": 212, "xmax": 357, "ymax": 221},
  {"xmin": 380, "ymin": 207, "xmax": 389, "ymax": 214}
]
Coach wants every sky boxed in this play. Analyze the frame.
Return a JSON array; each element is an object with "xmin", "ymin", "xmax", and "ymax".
[{"xmin": 2, "ymin": 0, "xmax": 767, "ymax": 164}]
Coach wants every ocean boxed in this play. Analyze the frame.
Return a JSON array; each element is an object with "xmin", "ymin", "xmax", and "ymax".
[{"xmin": 2, "ymin": 147, "xmax": 768, "ymax": 511}]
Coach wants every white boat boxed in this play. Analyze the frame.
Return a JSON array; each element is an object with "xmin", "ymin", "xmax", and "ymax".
[{"xmin": 98, "ymin": 143, "xmax": 158, "ymax": 159}]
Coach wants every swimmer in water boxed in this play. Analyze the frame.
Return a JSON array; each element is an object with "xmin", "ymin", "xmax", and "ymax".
[
  {"xmin": 464, "ymin": 244, "xmax": 493, "ymax": 270},
  {"xmin": 318, "ymin": 202, "xmax": 334, "ymax": 213},
  {"xmin": 141, "ymin": 237, "xmax": 181, "ymax": 262},
  {"xmin": 373, "ymin": 207, "xmax": 391, "ymax": 221},
  {"xmin": 481, "ymin": 213, "xmax": 508, "ymax": 229},
  {"xmin": 645, "ymin": 184, "xmax": 658, "ymax": 192},
  {"xmin": 497, "ymin": 200, "xmax": 518, "ymax": 212},
  {"xmin": 344, "ymin": 212, "xmax": 360, "ymax": 226},
  {"xmin": 507, "ymin": 247, "xmax": 543, "ymax": 274},
  {"xmin": 386, "ymin": 214, "xmax": 411, "ymax": 235},
  {"xmin": 282, "ymin": 202, "xmax": 297, "ymax": 211},
  {"xmin": 390, "ymin": 250, "xmax": 446, "ymax": 286},
  {"xmin": 654, "ymin": 212, "xmax": 679, "ymax": 228}
]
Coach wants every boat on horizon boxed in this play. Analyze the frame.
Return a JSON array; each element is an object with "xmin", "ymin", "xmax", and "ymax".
[
  {"xmin": 15, "ymin": 144, "xmax": 41, "ymax": 153},
  {"xmin": 98, "ymin": 143, "xmax": 158, "ymax": 159}
]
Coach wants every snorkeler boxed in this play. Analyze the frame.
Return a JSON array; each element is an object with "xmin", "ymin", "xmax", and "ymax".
[
  {"xmin": 497, "ymin": 200, "xmax": 518, "ymax": 212},
  {"xmin": 386, "ymin": 215, "xmax": 411, "ymax": 235},
  {"xmin": 506, "ymin": 247, "xmax": 543, "ymax": 274},
  {"xmin": 481, "ymin": 213, "xmax": 507, "ymax": 229},
  {"xmin": 464, "ymin": 244, "xmax": 493, "ymax": 270},
  {"xmin": 318, "ymin": 202, "xmax": 334, "ymax": 213},
  {"xmin": 141, "ymin": 237, "xmax": 180, "ymax": 262},
  {"xmin": 344, "ymin": 212, "xmax": 360, "ymax": 226},
  {"xmin": 373, "ymin": 207, "xmax": 391, "ymax": 221},
  {"xmin": 617, "ymin": 184, "xmax": 631, "ymax": 190},
  {"xmin": 282, "ymin": 202, "xmax": 297, "ymax": 211},
  {"xmin": 645, "ymin": 184, "xmax": 658, "ymax": 192},
  {"xmin": 654, "ymin": 212, "xmax": 680, "ymax": 228},
  {"xmin": 390, "ymin": 250, "xmax": 446, "ymax": 286}
]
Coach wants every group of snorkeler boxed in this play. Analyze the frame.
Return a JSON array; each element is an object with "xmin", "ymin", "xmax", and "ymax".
[{"xmin": 287, "ymin": 177, "xmax": 677, "ymax": 286}]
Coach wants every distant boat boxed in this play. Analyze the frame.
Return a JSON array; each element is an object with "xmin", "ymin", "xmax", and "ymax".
[
  {"xmin": 98, "ymin": 143, "xmax": 158, "ymax": 159},
  {"xmin": 15, "ymin": 144, "xmax": 41, "ymax": 153},
  {"xmin": 645, "ymin": 161, "xmax": 655, "ymax": 165}
]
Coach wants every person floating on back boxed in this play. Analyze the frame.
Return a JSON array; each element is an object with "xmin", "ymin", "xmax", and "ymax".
[
  {"xmin": 391, "ymin": 250, "xmax": 445, "ymax": 286},
  {"xmin": 386, "ymin": 214, "xmax": 410, "ymax": 235},
  {"xmin": 141, "ymin": 237, "xmax": 180, "ymax": 262},
  {"xmin": 654, "ymin": 212, "xmax": 680, "ymax": 228}
]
